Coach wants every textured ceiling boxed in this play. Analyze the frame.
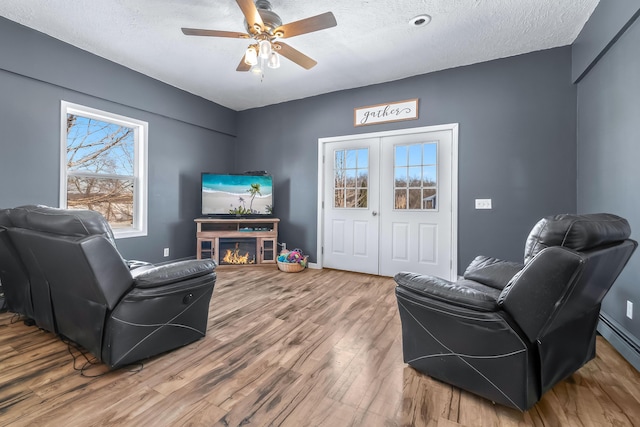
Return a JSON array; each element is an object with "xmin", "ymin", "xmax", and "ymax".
[{"xmin": 0, "ymin": 0, "xmax": 599, "ymax": 111}]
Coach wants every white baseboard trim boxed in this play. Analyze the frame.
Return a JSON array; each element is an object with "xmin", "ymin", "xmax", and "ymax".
[{"xmin": 598, "ymin": 312, "xmax": 640, "ymax": 371}]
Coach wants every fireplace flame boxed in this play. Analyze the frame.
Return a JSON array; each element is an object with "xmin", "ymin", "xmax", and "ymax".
[{"xmin": 222, "ymin": 243, "xmax": 256, "ymax": 265}]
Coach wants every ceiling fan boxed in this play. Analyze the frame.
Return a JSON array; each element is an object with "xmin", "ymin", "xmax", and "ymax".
[{"xmin": 181, "ymin": 0, "xmax": 337, "ymax": 72}]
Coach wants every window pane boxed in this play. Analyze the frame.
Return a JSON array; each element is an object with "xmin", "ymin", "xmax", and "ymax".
[
  {"xmin": 335, "ymin": 150, "xmax": 345, "ymax": 169},
  {"xmin": 408, "ymin": 166, "xmax": 421, "ymax": 187},
  {"xmin": 67, "ymin": 176, "xmax": 133, "ymax": 228},
  {"xmin": 334, "ymin": 147, "xmax": 368, "ymax": 210},
  {"xmin": 67, "ymin": 115, "xmax": 135, "ymax": 176},
  {"xmin": 422, "ymin": 166, "xmax": 437, "ymax": 186},
  {"xmin": 395, "ymin": 145, "xmax": 407, "ymax": 167},
  {"xmin": 334, "ymin": 189, "xmax": 345, "ymax": 208},
  {"xmin": 357, "ymin": 189, "xmax": 368, "ymax": 208},
  {"xmin": 408, "ymin": 144, "xmax": 422, "ymax": 166},
  {"xmin": 345, "ymin": 150, "xmax": 357, "ymax": 169},
  {"xmin": 408, "ymin": 189, "xmax": 422, "ymax": 209},
  {"xmin": 395, "ymin": 167, "xmax": 407, "ymax": 187},
  {"xmin": 358, "ymin": 170, "xmax": 368, "ymax": 188},
  {"xmin": 334, "ymin": 169, "xmax": 345, "ymax": 188},
  {"xmin": 423, "ymin": 189, "xmax": 437, "ymax": 210},
  {"xmin": 392, "ymin": 141, "xmax": 439, "ymax": 212},
  {"xmin": 357, "ymin": 148, "xmax": 368, "ymax": 168},
  {"xmin": 345, "ymin": 169, "xmax": 357, "ymax": 188},
  {"xmin": 424, "ymin": 143, "xmax": 437, "ymax": 165},
  {"xmin": 63, "ymin": 102, "xmax": 148, "ymax": 238},
  {"xmin": 345, "ymin": 189, "xmax": 356, "ymax": 208},
  {"xmin": 395, "ymin": 189, "xmax": 407, "ymax": 209}
]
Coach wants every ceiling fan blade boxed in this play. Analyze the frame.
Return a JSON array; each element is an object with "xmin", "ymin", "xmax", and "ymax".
[
  {"xmin": 273, "ymin": 12, "xmax": 337, "ymax": 38},
  {"xmin": 236, "ymin": 0, "xmax": 264, "ymax": 33},
  {"xmin": 237, "ymin": 55, "xmax": 251, "ymax": 72},
  {"xmin": 182, "ymin": 28, "xmax": 250, "ymax": 39},
  {"xmin": 273, "ymin": 42, "xmax": 317, "ymax": 70}
]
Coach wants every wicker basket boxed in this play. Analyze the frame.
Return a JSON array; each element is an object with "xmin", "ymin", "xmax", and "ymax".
[{"xmin": 277, "ymin": 257, "xmax": 308, "ymax": 273}]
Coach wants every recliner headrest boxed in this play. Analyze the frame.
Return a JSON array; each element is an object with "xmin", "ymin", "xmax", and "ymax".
[
  {"xmin": 524, "ymin": 213, "xmax": 631, "ymax": 264},
  {"xmin": 4, "ymin": 205, "xmax": 117, "ymax": 247}
]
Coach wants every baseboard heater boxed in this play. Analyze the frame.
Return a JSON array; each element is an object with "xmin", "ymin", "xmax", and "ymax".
[{"xmin": 598, "ymin": 312, "xmax": 640, "ymax": 371}]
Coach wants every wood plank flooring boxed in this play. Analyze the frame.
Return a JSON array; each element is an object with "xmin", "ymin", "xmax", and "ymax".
[{"xmin": 1, "ymin": 267, "xmax": 639, "ymax": 426}]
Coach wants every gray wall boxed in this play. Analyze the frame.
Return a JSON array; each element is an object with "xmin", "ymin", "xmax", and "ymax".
[
  {"xmin": 236, "ymin": 47, "xmax": 577, "ymax": 271},
  {"xmin": 0, "ymin": 17, "xmax": 236, "ymax": 263},
  {"xmin": 574, "ymin": 3, "xmax": 640, "ymax": 368}
]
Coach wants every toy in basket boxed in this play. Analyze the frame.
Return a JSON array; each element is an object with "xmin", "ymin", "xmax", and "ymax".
[{"xmin": 277, "ymin": 248, "xmax": 308, "ymax": 273}]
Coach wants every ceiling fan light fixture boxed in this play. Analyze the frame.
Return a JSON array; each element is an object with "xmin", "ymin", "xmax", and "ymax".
[
  {"xmin": 244, "ymin": 46, "xmax": 258, "ymax": 66},
  {"xmin": 267, "ymin": 51, "xmax": 280, "ymax": 69},
  {"xmin": 250, "ymin": 64, "xmax": 263, "ymax": 75},
  {"xmin": 259, "ymin": 39, "xmax": 272, "ymax": 59}
]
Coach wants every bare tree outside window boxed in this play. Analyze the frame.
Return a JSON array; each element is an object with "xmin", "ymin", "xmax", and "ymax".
[{"xmin": 61, "ymin": 101, "xmax": 148, "ymax": 237}]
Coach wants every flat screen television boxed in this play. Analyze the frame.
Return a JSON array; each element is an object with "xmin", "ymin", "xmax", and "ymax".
[{"xmin": 201, "ymin": 172, "xmax": 273, "ymax": 217}]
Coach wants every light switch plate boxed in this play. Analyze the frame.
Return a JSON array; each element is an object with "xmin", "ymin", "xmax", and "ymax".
[{"xmin": 475, "ymin": 199, "xmax": 492, "ymax": 209}]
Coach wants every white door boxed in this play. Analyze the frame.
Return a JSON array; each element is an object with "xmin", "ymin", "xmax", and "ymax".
[
  {"xmin": 379, "ymin": 130, "xmax": 453, "ymax": 278},
  {"xmin": 322, "ymin": 138, "xmax": 380, "ymax": 274},
  {"xmin": 320, "ymin": 125, "xmax": 457, "ymax": 279}
]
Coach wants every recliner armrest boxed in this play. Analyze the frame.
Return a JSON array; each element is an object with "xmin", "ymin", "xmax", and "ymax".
[
  {"xmin": 463, "ymin": 256, "xmax": 524, "ymax": 290},
  {"xmin": 126, "ymin": 259, "xmax": 153, "ymax": 270},
  {"xmin": 394, "ymin": 271, "xmax": 499, "ymax": 312},
  {"xmin": 133, "ymin": 259, "xmax": 216, "ymax": 288}
]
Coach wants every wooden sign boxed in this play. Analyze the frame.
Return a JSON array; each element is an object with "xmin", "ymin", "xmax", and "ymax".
[{"xmin": 354, "ymin": 98, "xmax": 419, "ymax": 127}]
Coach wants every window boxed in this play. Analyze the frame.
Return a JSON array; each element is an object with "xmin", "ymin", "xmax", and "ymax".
[
  {"xmin": 60, "ymin": 101, "xmax": 148, "ymax": 238},
  {"xmin": 333, "ymin": 148, "xmax": 368, "ymax": 208},
  {"xmin": 394, "ymin": 142, "xmax": 437, "ymax": 210}
]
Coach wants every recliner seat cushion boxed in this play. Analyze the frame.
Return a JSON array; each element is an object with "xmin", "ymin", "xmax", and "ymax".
[
  {"xmin": 524, "ymin": 213, "xmax": 631, "ymax": 263},
  {"xmin": 395, "ymin": 272, "xmax": 501, "ymax": 312}
]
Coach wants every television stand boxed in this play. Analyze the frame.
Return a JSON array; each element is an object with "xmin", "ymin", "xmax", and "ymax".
[{"xmin": 194, "ymin": 218, "xmax": 279, "ymax": 266}]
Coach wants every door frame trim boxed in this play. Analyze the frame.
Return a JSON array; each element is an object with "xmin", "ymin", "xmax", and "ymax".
[{"xmin": 316, "ymin": 123, "xmax": 459, "ymax": 277}]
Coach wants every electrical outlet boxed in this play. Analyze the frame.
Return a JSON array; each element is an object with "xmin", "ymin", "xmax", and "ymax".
[
  {"xmin": 475, "ymin": 198, "xmax": 492, "ymax": 210},
  {"xmin": 627, "ymin": 300, "xmax": 633, "ymax": 320},
  {"xmin": 163, "ymin": 247, "xmax": 170, "ymax": 257}
]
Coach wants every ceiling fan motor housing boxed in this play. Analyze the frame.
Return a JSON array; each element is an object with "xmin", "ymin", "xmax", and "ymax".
[{"xmin": 246, "ymin": 0, "xmax": 282, "ymax": 35}]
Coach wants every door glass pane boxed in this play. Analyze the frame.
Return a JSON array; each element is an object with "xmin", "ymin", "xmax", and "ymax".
[
  {"xmin": 345, "ymin": 169, "xmax": 357, "ymax": 188},
  {"xmin": 408, "ymin": 144, "xmax": 422, "ymax": 166},
  {"xmin": 408, "ymin": 189, "xmax": 422, "ymax": 209},
  {"xmin": 357, "ymin": 148, "xmax": 368, "ymax": 168},
  {"xmin": 422, "ymin": 166, "xmax": 437, "ymax": 186},
  {"xmin": 423, "ymin": 189, "xmax": 436, "ymax": 209},
  {"xmin": 357, "ymin": 189, "xmax": 368, "ymax": 208},
  {"xmin": 423, "ymin": 142, "xmax": 437, "ymax": 164},
  {"xmin": 395, "ymin": 145, "xmax": 407, "ymax": 166},
  {"xmin": 345, "ymin": 189, "xmax": 356, "ymax": 208},
  {"xmin": 408, "ymin": 167, "xmax": 421, "ymax": 186},
  {"xmin": 395, "ymin": 189, "xmax": 407, "ymax": 209},
  {"xmin": 393, "ymin": 142, "xmax": 438, "ymax": 211},
  {"xmin": 334, "ymin": 189, "xmax": 345, "ymax": 208},
  {"xmin": 346, "ymin": 150, "xmax": 357, "ymax": 169},
  {"xmin": 333, "ymin": 148, "xmax": 368, "ymax": 209},
  {"xmin": 358, "ymin": 170, "xmax": 368, "ymax": 187},
  {"xmin": 395, "ymin": 167, "xmax": 407, "ymax": 187}
]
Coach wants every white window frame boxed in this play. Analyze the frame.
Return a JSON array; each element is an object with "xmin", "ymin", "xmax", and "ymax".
[{"xmin": 60, "ymin": 101, "xmax": 148, "ymax": 239}]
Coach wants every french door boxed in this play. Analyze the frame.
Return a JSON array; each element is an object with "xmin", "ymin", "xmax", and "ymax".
[{"xmin": 319, "ymin": 125, "xmax": 457, "ymax": 279}]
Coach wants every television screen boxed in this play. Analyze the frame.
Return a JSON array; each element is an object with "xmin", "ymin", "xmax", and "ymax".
[{"xmin": 201, "ymin": 173, "xmax": 273, "ymax": 217}]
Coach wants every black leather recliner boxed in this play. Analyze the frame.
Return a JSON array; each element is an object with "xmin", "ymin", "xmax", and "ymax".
[
  {"xmin": 394, "ymin": 213, "xmax": 636, "ymax": 411},
  {"xmin": 0, "ymin": 205, "xmax": 217, "ymax": 369}
]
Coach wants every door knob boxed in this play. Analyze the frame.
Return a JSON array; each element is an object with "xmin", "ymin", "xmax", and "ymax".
[{"xmin": 372, "ymin": 211, "xmax": 378, "ymax": 216}]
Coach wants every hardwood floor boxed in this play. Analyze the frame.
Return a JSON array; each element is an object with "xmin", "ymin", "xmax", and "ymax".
[{"xmin": 1, "ymin": 267, "xmax": 639, "ymax": 426}]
